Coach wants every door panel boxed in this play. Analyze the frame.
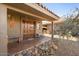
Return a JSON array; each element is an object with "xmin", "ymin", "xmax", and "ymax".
[{"xmin": 23, "ymin": 21, "xmax": 35, "ymax": 39}]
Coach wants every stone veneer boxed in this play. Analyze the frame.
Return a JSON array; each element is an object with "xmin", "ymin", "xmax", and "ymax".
[{"xmin": 10, "ymin": 39, "xmax": 57, "ymax": 56}]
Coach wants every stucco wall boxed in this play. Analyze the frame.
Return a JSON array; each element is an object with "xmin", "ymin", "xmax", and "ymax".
[
  {"xmin": 0, "ymin": 4, "xmax": 8, "ymax": 56},
  {"xmin": 7, "ymin": 13, "xmax": 21, "ymax": 42}
]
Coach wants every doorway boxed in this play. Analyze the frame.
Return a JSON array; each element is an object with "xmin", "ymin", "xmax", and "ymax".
[{"xmin": 23, "ymin": 20, "xmax": 35, "ymax": 39}]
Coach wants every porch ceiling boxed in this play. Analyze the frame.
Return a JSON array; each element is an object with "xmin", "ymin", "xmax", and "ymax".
[
  {"xmin": 4, "ymin": 3, "xmax": 60, "ymax": 21},
  {"xmin": 8, "ymin": 9, "xmax": 42, "ymax": 22}
]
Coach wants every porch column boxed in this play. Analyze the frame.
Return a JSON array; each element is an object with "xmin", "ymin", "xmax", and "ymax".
[
  {"xmin": 34, "ymin": 21, "xmax": 36, "ymax": 38},
  {"xmin": 19, "ymin": 18, "xmax": 24, "ymax": 42},
  {"xmin": 0, "ymin": 4, "xmax": 8, "ymax": 55},
  {"xmin": 51, "ymin": 22, "xmax": 54, "ymax": 40},
  {"xmin": 39, "ymin": 21, "xmax": 42, "ymax": 36}
]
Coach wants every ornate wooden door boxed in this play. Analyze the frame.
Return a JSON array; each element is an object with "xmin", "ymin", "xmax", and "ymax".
[{"xmin": 23, "ymin": 20, "xmax": 35, "ymax": 39}]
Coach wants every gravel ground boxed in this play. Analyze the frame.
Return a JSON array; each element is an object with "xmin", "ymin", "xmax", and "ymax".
[{"xmin": 53, "ymin": 36, "xmax": 79, "ymax": 56}]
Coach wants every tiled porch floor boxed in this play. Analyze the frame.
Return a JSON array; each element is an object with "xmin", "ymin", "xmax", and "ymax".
[{"xmin": 8, "ymin": 36, "xmax": 51, "ymax": 55}]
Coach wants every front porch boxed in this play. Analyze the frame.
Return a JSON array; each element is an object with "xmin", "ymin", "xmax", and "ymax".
[
  {"xmin": 8, "ymin": 36, "xmax": 53, "ymax": 56},
  {"xmin": 7, "ymin": 8, "xmax": 54, "ymax": 56},
  {"xmin": 0, "ymin": 3, "xmax": 59, "ymax": 55}
]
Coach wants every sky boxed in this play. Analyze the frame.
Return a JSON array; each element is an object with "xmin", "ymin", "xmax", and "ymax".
[{"xmin": 43, "ymin": 3, "xmax": 79, "ymax": 17}]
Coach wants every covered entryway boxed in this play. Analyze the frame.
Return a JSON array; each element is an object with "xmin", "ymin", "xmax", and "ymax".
[
  {"xmin": 0, "ymin": 3, "xmax": 59, "ymax": 55},
  {"xmin": 7, "ymin": 9, "xmax": 45, "ymax": 55},
  {"xmin": 7, "ymin": 9, "xmax": 43, "ymax": 43}
]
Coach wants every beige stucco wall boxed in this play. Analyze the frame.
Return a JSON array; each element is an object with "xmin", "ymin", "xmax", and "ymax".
[
  {"xmin": 0, "ymin": 4, "xmax": 8, "ymax": 56},
  {"xmin": 7, "ymin": 13, "xmax": 21, "ymax": 38}
]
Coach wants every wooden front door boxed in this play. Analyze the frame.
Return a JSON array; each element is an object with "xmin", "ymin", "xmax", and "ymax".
[{"xmin": 23, "ymin": 20, "xmax": 35, "ymax": 39}]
